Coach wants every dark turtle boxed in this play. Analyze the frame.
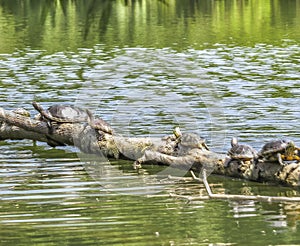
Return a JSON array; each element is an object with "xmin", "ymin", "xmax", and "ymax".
[
  {"xmin": 174, "ymin": 127, "xmax": 209, "ymax": 155},
  {"xmin": 225, "ymin": 137, "xmax": 257, "ymax": 167},
  {"xmin": 32, "ymin": 101, "xmax": 112, "ymax": 134},
  {"xmin": 258, "ymin": 139, "xmax": 300, "ymax": 165}
]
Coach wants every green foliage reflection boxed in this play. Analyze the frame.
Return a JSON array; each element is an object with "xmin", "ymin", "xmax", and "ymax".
[{"xmin": 0, "ymin": 0, "xmax": 299, "ymax": 52}]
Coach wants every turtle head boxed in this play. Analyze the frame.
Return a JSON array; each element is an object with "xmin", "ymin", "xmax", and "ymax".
[
  {"xmin": 287, "ymin": 140, "xmax": 295, "ymax": 148},
  {"xmin": 173, "ymin": 126, "xmax": 182, "ymax": 138},
  {"xmin": 285, "ymin": 140, "xmax": 296, "ymax": 157},
  {"xmin": 231, "ymin": 137, "xmax": 238, "ymax": 147}
]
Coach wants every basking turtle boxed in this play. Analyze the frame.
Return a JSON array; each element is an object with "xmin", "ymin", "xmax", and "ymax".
[
  {"xmin": 159, "ymin": 127, "xmax": 181, "ymax": 155},
  {"xmin": 32, "ymin": 101, "xmax": 112, "ymax": 134},
  {"xmin": 258, "ymin": 139, "xmax": 300, "ymax": 165},
  {"xmin": 225, "ymin": 137, "xmax": 257, "ymax": 167},
  {"xmin": 174, "ymin": 127, "xmax": 209, "ymax": 155}
]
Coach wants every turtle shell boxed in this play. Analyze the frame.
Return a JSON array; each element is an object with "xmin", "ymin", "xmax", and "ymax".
[
  {"xmin": 33, "ymin": 102, "xmax": 113, "ymax": 134},
  {"xmin": 259, "ymin": 139, "xmax": 289, "ymax": 156},
  {"xmin": 49, "ymin": 105, "xmax": 113, "ymax": 133},
  {"xmin": 229, "ymin": 144, "xmax": 257, "ymax": 160},
  {"xmin": 180, "ymin": 133, "xmax": 206, "ymax": 148},
  {"xmin": 47, "ymin": 105, "xmax": 89, "ymax": 123},
  {"xmin": 176, "ymin": 133, "xmax": 209, "ymax": 154},
  {"xmin": 228, "ymin": 138, "xmax": 257, "ymax": 160}
]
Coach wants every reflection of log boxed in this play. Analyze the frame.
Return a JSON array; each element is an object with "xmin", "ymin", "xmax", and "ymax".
[{"xmin": 1, "ymin": 105, "xmax": 300, "ymax": 188}]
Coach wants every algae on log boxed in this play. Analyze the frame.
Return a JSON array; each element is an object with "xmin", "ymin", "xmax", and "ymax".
[{"xmin": 1, "ymin": 106, "xmax": 300, "ymax": 187}]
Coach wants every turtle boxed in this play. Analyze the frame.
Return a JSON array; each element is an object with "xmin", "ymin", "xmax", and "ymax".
[
  {"xmin": 32, "ymin": 101, "xmax": 112, "ymax": 134},
  {"xmin": 224, "ymin": 137, "xmax": 258, "ymax": 167},
  {"xmin": 174, "ymin": 127, "xmax": 209, "ymax": 156},
  {"xmin": 258, "ymin": 139, "xmax": 300, "ymax": 165},
  {"xmin": 159, "ymin": 127, "xmax": 181, "ymax": 155}
]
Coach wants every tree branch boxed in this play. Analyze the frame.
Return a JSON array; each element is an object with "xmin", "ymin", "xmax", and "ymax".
[{"xmin": 196, "ymin": 170, "xmax": 300, "ymax": 203}]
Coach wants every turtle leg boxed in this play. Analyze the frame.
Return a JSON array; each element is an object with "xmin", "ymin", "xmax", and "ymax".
[
  {"xmin": 224, "ymin": 156, "xmax": 232, "ymax": 167},
  {"xmin": 277, "ymin": 153, "xmax": 285, "ymax": 166}
]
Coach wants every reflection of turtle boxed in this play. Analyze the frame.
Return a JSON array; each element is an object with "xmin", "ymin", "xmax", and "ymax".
[
  {"xmin": 174, "ymin": 127, "xmax": 209, "ymax": 155},
  {"xmin": 258, "ymin": 139, "xmax": 300, "ymax": 165},
  {"xmin": 225, "ymin": 137, "xmax": 257, "ymax": 167},
  {"xmin": 32, "ymin": 102, "xmax": 112, "ymax": 134}
]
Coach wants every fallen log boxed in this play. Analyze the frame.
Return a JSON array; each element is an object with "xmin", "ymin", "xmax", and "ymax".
[{"xmin": 0, "ymin": 104, "xmax": 300, "ymax": 188}]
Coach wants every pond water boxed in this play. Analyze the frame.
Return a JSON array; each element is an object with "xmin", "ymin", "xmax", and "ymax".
[{"xmin": 1, "ymin": 0, "xmax": 300, "ymax": 245}]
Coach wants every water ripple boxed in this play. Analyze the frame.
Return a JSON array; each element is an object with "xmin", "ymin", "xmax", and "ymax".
[{"xmin": 1, "ymin": 43, "xmax": 300, "ymax": 243}]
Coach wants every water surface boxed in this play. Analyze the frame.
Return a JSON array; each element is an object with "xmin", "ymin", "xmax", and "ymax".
[{"xmin": 1, "ymin": 1, "xmax": 300, "ymax": 245}]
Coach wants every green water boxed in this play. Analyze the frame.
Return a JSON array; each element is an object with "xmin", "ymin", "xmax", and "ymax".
[{"xmin": 1, "ymin": 0, "xmax": 300, "ymax": 245}]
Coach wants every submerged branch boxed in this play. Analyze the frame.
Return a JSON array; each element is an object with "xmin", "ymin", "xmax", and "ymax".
[{"xmin": 196, "ymin": 170, "xmax": 300, "ymax": 203}]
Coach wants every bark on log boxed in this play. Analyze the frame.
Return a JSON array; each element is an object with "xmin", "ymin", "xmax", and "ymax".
[{"xmin": 1, "ymin": 105, "xmax": 300, "ymax": 187}]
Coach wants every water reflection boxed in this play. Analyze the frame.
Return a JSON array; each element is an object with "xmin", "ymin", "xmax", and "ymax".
[{"xmin": 1, "ymin": 0, "xmax": 300, "ymax": 52}]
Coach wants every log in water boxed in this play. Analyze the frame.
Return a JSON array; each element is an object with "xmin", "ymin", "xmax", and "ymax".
[{"xmin": 1, "ymin": 104, "xmax": 300, "ymax": 187}]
